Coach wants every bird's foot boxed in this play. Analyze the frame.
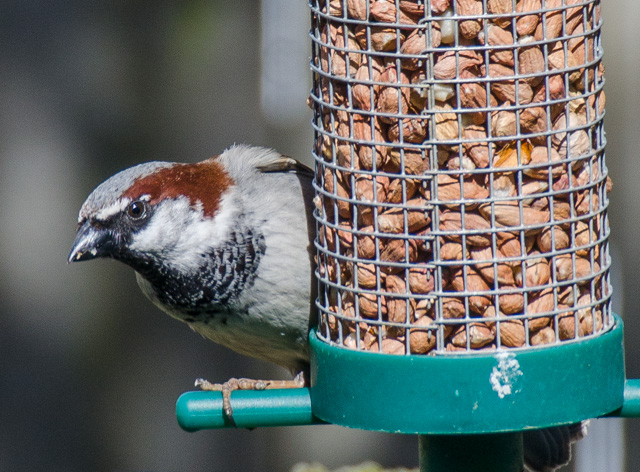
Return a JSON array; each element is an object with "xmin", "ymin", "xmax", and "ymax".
[{"xmin": 194, "ymin": 372, "xmax": 306, "ymax": 426}]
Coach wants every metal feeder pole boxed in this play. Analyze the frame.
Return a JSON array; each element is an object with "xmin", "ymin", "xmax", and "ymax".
[{"xmin": 418, "ymin": 433, "xmax": 524, "ymax": 472}]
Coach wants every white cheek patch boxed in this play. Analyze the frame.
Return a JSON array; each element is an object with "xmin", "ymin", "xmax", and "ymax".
[
  {"xmin": 200, "ymin": 191, "xmax": 240, "ymax": 246},
  {"xmin": 129, "ymin": 197, "xmax": 191, "ymax": 254},
  {"xmin": 129, "ymin": 190, "xmax": 240, "ymax": 272}
]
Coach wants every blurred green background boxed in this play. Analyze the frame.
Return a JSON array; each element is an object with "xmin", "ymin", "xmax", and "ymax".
[{"xmin": 0, "ymin": 1, "xmax": 636, "ymax": 471}]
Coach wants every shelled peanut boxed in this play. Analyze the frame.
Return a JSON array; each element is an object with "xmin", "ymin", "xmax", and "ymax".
[{"xmin": 312, "ymin": 0, "xmax": 611, "ymax": 354}]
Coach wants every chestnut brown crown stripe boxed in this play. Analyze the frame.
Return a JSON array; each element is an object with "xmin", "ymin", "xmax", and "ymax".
[{"xmin": 122, "ymin": 157, "xmax": 233, "ymax": 218}]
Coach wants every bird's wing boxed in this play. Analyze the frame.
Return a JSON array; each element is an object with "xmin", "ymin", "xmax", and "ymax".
[{"xmin": 256, "ymin": 154, "xmax": 314, "ymax": 177}]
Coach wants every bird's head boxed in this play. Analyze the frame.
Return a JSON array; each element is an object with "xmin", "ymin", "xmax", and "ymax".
[{"xmin": 68, "ymin": 158, "xmax": 235, "ymax": 275}]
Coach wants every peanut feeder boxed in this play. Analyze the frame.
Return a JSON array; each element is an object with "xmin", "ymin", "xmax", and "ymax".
[{"xmin": 310, "ymin": 0, "xmax": 612, "ymax": 354}]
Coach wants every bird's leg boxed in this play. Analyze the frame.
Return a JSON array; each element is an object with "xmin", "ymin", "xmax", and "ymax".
[{"xmin": 194, "ymin": 372, "xmax": 306, "ymax": 425}]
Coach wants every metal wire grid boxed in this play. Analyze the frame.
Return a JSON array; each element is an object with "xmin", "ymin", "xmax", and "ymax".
[{"xmin": 309, "ymin": 0, "xmax": 611, "ymax": 354}]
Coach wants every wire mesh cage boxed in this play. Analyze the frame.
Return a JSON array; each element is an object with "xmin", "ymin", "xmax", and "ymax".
[{"xmin": 309, "ymin": 0, "xmax": 612, "ymax": 355}]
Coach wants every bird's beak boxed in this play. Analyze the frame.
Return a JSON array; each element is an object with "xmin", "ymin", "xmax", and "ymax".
[{"xmin": 68, "ymin": 220, "xmax": 114, "ymax": 263}]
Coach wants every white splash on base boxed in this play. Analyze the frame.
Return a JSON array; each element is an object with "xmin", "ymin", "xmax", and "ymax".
[{"xmin": 490, "ymin": 352, "xmax": 523, "ymax": 399}]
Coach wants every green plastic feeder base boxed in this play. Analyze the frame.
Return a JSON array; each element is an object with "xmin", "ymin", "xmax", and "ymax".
[{"xmin": 310, "ymin": 315, "xmax": 625, "ymax": 434}]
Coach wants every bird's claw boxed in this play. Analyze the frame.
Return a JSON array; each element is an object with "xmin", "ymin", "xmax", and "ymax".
[
  {"xmin": 195, "ymin": 373, "xmax": 307, "ymax": 426},
  {"xmin": 195, "ymin": 377, "xmax": 241, "ymax": 424}
]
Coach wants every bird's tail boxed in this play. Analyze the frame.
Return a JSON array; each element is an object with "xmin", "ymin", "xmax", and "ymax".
[{"xmin": 523, "ymin": 421, "xmax": 589, "ymax": 472}]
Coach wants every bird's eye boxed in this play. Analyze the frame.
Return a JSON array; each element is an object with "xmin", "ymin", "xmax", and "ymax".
[{"xmin": 126, "ymin": 201, "xmax": 147, "ymax": 220}]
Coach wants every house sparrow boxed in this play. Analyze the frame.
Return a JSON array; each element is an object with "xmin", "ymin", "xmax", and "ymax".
[
  {"xmin": 68, "ymin": 144, "xmax": 583, "ymax": 471},
  {"xmin": 68, "ymin": 144, "xmax": 316, "ymax": 413}
]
